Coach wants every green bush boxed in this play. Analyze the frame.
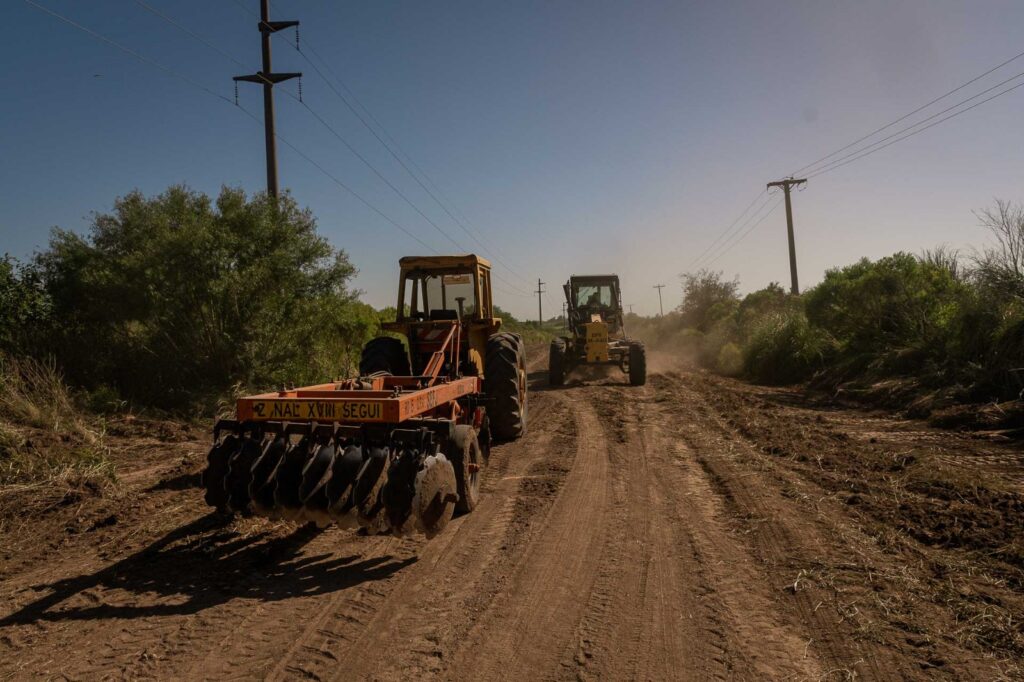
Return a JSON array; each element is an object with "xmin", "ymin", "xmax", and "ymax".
[
  {"xmin": 32, "ymin": 186, "xmax": 377, "ymax": 410},
  {"xmin": 0, "ymin": 257, "xmax": 50, "ymax": 355},
  {"xmin": 742, "ymin": 310, "xmax": 832, "ymax": 385},
  {"xmin": 715, "ymin": 342, "xmax": 743, "ymax": 376},
  {"xmin": 803, "ymin": 253, "xmax": 966, "ymax": 374}
]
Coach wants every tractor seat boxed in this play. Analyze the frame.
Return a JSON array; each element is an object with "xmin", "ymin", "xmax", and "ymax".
[{"xmin": 429, "ymin": 309, "xmax": 459, "ymax": 321}]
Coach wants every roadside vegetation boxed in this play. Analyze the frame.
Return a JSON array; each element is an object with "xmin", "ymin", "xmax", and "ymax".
[
  {"xmin": 632, "ymin": 199, "xmax": 1024, "ymax": 429},
  {"xmin": 1, "ymin": 185, "xmax": 381, "ymax": 495}
]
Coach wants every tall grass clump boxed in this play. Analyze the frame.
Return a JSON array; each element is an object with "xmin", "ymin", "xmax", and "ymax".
[{"xmin": 0, "ymin": 354, "xmax": 112, "ymax": 487}]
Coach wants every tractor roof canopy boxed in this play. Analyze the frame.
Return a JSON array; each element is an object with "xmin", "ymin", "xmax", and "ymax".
[{"xmin": 400, "ymin": 255, "xmax": 491, "ymax": 274}]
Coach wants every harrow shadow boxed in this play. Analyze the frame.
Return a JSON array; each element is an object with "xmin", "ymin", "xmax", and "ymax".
[{"xmin": 0, "ymin": 513, "xmax": 415, "ymax": 627}]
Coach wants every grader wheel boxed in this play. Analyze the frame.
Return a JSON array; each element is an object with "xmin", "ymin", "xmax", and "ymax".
[
  {"xmin": 548, "ymin": 338, "xmax": 567, "ymax": 387},
  {"xmin": 629, "ymin": 342, "xmax": 647, "ymax": 386}
]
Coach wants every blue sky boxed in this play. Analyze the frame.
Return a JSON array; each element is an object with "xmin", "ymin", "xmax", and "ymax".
[{"xmin": 3, "ymin": 0, "xmax": 1023, "ymax": 318}]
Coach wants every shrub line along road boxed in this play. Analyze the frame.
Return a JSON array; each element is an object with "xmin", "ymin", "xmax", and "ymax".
[{"xmin": 1, "ymin": 355, "xmax": 1022, "ymax": 679}]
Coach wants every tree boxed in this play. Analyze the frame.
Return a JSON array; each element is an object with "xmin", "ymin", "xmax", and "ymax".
[
  {"xmin": 677, "ymin": 269, "xmax": 739, "ymax": 332},
  {"xmin": 0, "ymin": 257, "xmax": 50, "ymax": 355},
  {"xmin": 972, "ymin": 199, "xmax": 1024, "ymax": 299},
  {"xmin": 35, "ymin": 186, "xmax": 375, "ymax": 408}
]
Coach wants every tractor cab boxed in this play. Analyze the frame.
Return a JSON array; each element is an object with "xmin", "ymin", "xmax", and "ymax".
[
  {"xmin": 362, "ymin": 254, "xmax": 528, "ymax": 441},
  {"xmin": 565, "ymin": 275, "xmax": 624, "ymax": 337},
  {"xmin": 383, "ymin": 255, "xmax": 501, "ymax": 377}
]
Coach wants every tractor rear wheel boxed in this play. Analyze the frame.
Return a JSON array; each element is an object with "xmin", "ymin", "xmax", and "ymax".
[
  {"xmin": 359, "ymin": 336, "xmax": 411, "ymax": 376},
  {"xmin": 449, "ymin": 425, "xmax": 482, "ymax": 514},
  {"xmin": 549, "ymin": 338, "xmax": 566, "ymax": 386},
  {"xmin": 628, "ymin": 341, "xmax": 647, "ymax": 386},
  {"xmin": 485, "ymin": 332, "xmax": 528, "ymax": 440}
]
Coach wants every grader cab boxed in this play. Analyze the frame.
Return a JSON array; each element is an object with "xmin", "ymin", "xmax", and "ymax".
[
  {"xmin": 201, "ymin": 255, "xmax": 527, "ymax": 539},
  {"xmin": 548, "ymin": 274, "xmax": 646, "ymax": 386}
]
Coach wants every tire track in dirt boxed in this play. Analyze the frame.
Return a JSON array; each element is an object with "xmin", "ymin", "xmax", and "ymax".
[
  {"xmin": 651, "ymin": 372, "xmax": 908, "ymax": 681},
  {"xmin": 442, "ymin": 389, "xmax": 612, "ymax": 680},
  {"xmin": 317, "ymin": 396, "xmax": 577, "ymax": 680},
  {"xmin": 242, "ymin": 374, "xmax": 573, "ymax": 681}
]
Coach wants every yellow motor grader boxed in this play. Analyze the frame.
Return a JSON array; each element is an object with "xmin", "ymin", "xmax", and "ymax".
[
  {"xmin": 549, "ymin": 274, "xmax": 646, "ymax": 386},
  {"xmin": 201, "ymin": 255, "xmax": 527, "ymax": 538}
]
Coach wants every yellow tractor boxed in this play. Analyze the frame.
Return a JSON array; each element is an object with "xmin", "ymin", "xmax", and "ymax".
[
  {"xmin": 361, "ymin": 255, "xmax": 528, "ymax": 441},
  {"xmin": 549, "ymin": 274, "xmax": 646, "ymax": 386}
]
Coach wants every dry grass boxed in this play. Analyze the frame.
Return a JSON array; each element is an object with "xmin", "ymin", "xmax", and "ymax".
[{"xmin": 0, "ymin": 354, "xmax": 114, "ymax": 490}]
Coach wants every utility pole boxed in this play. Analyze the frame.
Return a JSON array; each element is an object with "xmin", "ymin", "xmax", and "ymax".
[
  {"xmin": 234, "ymin": 0, "xmax": 301, "ymax": 200},
  {"xmin": 653, "ymin": 284, "xmax": 665, "ymax": 317},
  {"xmin": 562, "ymin": 302, "xmax": 567, "ymax": 330},
  {"xmin": 766, "ymin": 177, "xmax": 807, "ymax": 295},
  {"xmin": 626, "ymin": 304, "xmax": 634, "ymax": 314},
  {"xmin": 536, "ymin": 278, "xmax": 545, "ymax": 327}
]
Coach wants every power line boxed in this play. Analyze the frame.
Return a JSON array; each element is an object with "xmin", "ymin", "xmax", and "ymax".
[
  {"xmin": 704, "ymin": 198, "xmax": 785, "ymax": 268},
  {"xmin": 271, "ymin": 91, "xmax": 533, "ymax": 294},
  {"xmin": 692, "ymin": 191, "xmax": 777, "ymax": 270},
  {"xmin": 120, "ymin": 0, "xmax": 534, "ymax": 295},
  {"xmin": 132, "ymin": 0, "xmax": 247, "ymax": 69},
  {"xmin": 698, "ymin": 194, "xmax": 782, "ymax": 268},
  {"xmin": 24, "ymin": 0, "xmax": 441, "ymax": 254},
  {"xmin": 292, "ymin": 36, "xmax": 534, "ymax": 285},
  {"xmin": 688, "ymin": 190, "xmax": 766, "ymax": 269},
  {"xmin": 806, "ymin": 72, "xmax": 1024, "ymax": 179},
  {"xmin": 288, "ymin": 94, "xmax": 534, "ymax": 294},
  {"xmin": 790, "ymin": 47, "xmax": 1024, "ymax": 177},
  {"xmin": 23, "ymin": 0, "xmax": 232, "ymax": 104}
]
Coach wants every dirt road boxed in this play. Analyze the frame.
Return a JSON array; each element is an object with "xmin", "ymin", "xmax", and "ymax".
[{"xmin": 2, "ymin": 359, "xmax": 1022, "ymax": 680}]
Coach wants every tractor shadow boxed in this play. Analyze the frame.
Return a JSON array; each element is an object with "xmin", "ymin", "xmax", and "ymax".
[{"xmin": 0, "ymin": 513, "xmax": 414, "ymax": 626}]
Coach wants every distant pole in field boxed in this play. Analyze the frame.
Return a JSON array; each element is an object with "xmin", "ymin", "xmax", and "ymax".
[
  {"xmin": 562, "ymin": 302, "xmax": 567, "ymax": 329},
  {"xmin": 626, "ymin": 304, "xmax": 634, "ymax": 314},
  {"xmin": 536, "ymin": 278, "xmax": 545, "ymax": 327},
  {"xmin": 653, "ymin": 284, "xmax": 665, "ymax": 317},
  {"xmin": 234, "ymin": 0, "xmax": 301, "ymax": 200},
  {"xmin": 766, "ymin": 177, "xmax": 807, "ymax": 295}
]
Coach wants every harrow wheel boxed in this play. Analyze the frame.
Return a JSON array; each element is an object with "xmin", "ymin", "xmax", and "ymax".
[
  {"xmin": 202, "ymin": 435, "xmax": 239, "ymax": 512},
  {"xmin": 449, "ymin": 425, "xmax": 482, "ymax": 514},
  {"xmin": 201, "ymin": 423, "xmax": 473, "ymax": 537}
]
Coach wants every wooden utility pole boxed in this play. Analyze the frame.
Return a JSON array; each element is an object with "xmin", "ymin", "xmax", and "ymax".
[
  {"xmin": 234, "ymin": 0, "xmax": 301, "ymax": 200},
  {"xmin": 536, "ymin": 278, "xmax": 545, "ymax": 327},
  {"xmin": 766, "ymin": 177, "xmax": 807, "ymax": 295},
  {"xmin": 653, "ymin": 284, "xmax": 665, "ymax": 317}
]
